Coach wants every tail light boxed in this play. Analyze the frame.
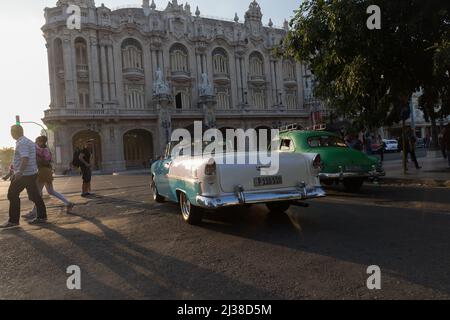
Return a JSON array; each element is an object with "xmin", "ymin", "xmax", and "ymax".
[
  {"xmin": 313, "ymin": 154, "xmax": 323, "ymax": 170},
  {"xmin": 205, "ymin": 159, "xmax": 217, "ymax": 176}
]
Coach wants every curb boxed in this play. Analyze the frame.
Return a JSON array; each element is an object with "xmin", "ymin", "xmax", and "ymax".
[{"xmin": 381, "ymin": 177, "xmax": 450, "ymax": 188}]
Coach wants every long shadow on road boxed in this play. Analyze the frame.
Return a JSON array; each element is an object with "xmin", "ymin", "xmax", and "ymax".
[
  {"xmin": 200, "ymin": 201, "xmax": 450, "ymax": 296},
  {"xmin": 17, "ymin": 216, "xmax": 277, "ymax": 300}
]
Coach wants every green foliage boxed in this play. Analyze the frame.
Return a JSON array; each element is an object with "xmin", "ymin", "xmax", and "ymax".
[{"xmin": 284, "ymin": 0, "xmax": 450, "ymax": 128}]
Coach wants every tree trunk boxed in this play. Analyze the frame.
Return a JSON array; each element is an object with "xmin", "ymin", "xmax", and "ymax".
[
  {"xmin": 430, "ymin": 114, "xmax": 439, "ymax": 150},
  {"xmin": 402, "ymin": 119, "xmax": 407, "ymax": 175}
]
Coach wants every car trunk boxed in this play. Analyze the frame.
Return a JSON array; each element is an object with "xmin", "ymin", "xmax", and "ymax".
[
  {"xmin": 215, "ymin": 152, "xmax": 312, "ymax": 194},
  {"xmin": 314, "ymin": 147, "xmax": 374, "ymax": 172}
]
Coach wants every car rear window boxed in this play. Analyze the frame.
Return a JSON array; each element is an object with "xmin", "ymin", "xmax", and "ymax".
[{"xmin": 307, "ymin": 135, "xmax": 347, "ymax": 148}]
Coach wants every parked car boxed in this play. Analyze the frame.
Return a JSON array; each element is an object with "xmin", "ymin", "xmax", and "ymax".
[
  {"xmin": 151, "ymin": 141, "xmax": 326, "ymax": 225},
  {"xmin": 278, "ymin": 129, "xmax": 385, "ymax": 192},
  {"xmin": 383, "ymin": 139, "xmax": 399, "ymax": 152},
  {"xmin": 371, "ymin": 142, "xmax": 384, "ymax": 154},
  {"xmin": 416, "ymin": 138, "xmax": 426, "ymax": 148}
]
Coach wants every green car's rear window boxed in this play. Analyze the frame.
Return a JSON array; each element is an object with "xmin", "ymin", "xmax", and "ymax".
[{"xmin": 307, "ymin": 135, "xmax": 348, "ymax": 148}]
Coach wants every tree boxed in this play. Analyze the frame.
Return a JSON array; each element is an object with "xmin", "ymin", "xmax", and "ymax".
[
  {"xmin": 0, "ymin": 148, "xmax": 14, "ymax": 172},
  {"xmin": 284, "ymin": 0, "xmax": 449, "ymax": 129},
  {"xmin": 419, "ymin": 33, "xmax": 450, "ymax": 147}
]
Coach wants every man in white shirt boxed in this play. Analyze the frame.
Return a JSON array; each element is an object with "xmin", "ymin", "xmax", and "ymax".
[{"xmin": 0, "ymin": 125, "xmax": 47, "ymax": 229}]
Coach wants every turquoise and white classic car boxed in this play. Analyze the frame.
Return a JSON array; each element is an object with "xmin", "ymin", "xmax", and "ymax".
[{"xmin": 151, "ymin": 141, "xmax": 326, "ymax": 225}]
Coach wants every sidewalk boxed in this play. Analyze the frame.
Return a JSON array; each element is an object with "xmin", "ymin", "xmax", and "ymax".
[
  {"xmin": 382, "ymin": 156, "xmax": 450, "ymax": 187},
  {"xmin": 112, "ymin": 169, "xmax": 151, "ymax": 176}
]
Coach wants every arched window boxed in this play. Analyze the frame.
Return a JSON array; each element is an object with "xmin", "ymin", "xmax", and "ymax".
[
  {"xmin": 252, "ymin": 90, "xmax": 266, "ymax": 109},
  {"xmin": 249, "ymin": 52, "xmax": 264, "ymax": 77},
  {"xmin": 75, "ymin": 38, "xmax": 88, "ymax": 66},
  {"xmin": 170, "ymin": 44, "xmax": 189, "ymax": 73},
  {"xmin": 122, "ymin": 39, "xmax": 143, "ymax": 70},
  {"xmin": 125, "ymin": 84, "xmax": 145, "ymax": 109},
  {"xmin": 286, "ymin": 92, "xmax": 297, "ymax": 109},
  {"xmin": 212, "ymin": 48, "xmax": 229, "ymax": 75},
  {"xmin": 78, "ymin": 88, "xmax": 90, "ymax": 108},
  {"xmin": 283, "ymin": 60, "xmax": 296, "ymax": 81},
  {"xmin": 174, "ymin": 88, "xmax": 191, "ymax": 110},
  {"xmin": 216, "ymin": 88, "xmax": 231, "ymax": 110}
]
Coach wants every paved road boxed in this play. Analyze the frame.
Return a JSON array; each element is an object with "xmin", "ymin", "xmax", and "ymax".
[{"xmin": 0, "ymin": 175, "xmax": 449, "ymax": 299}]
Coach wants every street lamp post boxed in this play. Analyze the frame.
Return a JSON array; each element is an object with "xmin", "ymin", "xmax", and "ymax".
[{"xmin": 161, "ymin": 120, "xmax": 171, "ymax": 145}]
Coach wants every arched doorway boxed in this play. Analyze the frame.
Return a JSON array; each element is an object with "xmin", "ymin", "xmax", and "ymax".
[
  {"xmin": 72, "ymin": 130, "xmax": 102, "ymax": 170},
  {"xmin": 123, "ymin": 129, "xmax": 154, "ymax": 169}
]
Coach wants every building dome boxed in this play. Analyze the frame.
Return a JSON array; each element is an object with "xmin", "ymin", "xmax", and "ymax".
[
  {"xmin": 245, "ymin": 0, "xmax": 263, "ymax": 22},
  {"xmin": 56, "ymin": 0, "xmax": 95, "ymax": 8}
]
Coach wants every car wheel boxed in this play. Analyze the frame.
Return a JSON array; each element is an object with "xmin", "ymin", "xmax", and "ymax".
[
  {"xmin": 179, "ymin": 192, "xmax": 203, "ymax": 225},
  {"xmin": 151, "ymin": 179, "xmax": 165, "ymax": 203},
  {"xmin": 343, "ymin": 178, "xmax": 364, "ymax": 192},
  {"xmin": 266, "ymin": 202, "xmax": 291, "ymax": 213}
]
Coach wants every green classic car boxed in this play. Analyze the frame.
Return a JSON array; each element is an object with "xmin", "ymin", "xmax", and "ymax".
[{"xmin": 278, "ymin": 128, "xmax": 385, "ymax": 192}]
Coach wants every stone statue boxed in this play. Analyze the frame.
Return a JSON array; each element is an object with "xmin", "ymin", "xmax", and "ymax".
[
  {"xmin": 199, "ymin": 73, "xmax": 214, "ymax": 96},
  {"xmin": 153, "ymin": 68, "xmax": 171, "ymax": 96}
]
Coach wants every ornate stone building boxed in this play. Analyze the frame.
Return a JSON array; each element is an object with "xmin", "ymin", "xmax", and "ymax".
[{"xmin": 42, "ymin": 0, "xmax": 312, "ymax": 173}]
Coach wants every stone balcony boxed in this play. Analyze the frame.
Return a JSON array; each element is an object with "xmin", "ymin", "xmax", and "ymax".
[
  {"xmin": 122, "ymin": 67, "xmax": 145, "ymax": 81},
  {"xmin": 76, "ymin": 65, "xmax": 89, "ymax": 80},
  {"xmin": 283, "ymin": 78, "xmax": 297, "ymax": 88},
  {"xmin": 170, "ymin": 70, "xmax": 192, "ymax": 83},
  {"xmin": 213, "ymin": 72, "xmax": 231, "ymax": 85},
  {"xmin": 248, "ymin": 74, "xmax": 267, "ymax": 86}
]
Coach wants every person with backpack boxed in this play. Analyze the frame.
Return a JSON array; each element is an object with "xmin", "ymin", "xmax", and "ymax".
[
  {"xmin": 72, "ymin": 142, "xmax": 93, "ymax": 197},
  {"xmin": 23, "ymin": 136, "xmax": 74, "ymax": 220}
]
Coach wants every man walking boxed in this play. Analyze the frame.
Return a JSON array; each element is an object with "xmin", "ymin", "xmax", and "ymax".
[
  {"xmin": 443, "ymin": 124, "xmax": 450, "ymax": 168},
  {"xmin": 407, "ymin": 128, "xmax": 421, "ymax": 170},
  {"xmin": 439, "ymin": 127, "xmax": 447, "ymax": 159},
  {"xmin": 79, "ymin": 142, "xmax": 93, "ymax": 197},
  {"xmin": 0, "ymin": 125, "xmax": 47, "ymax": 229}
]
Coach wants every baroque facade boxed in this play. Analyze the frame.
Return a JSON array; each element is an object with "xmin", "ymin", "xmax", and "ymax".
[{"xmin": 43, "ymin": 0, "xmax": 312, "ymax": 173}]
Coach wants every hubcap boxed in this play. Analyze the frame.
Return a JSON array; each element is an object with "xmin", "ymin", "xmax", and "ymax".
[{"xmin": 180, "ymin": 193, "xmax": 191, "ymax": 220}]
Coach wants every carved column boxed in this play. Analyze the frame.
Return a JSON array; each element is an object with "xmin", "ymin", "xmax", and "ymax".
[
  {"xmin": 113, "ymin": 40, "xmax": 125, "ymax": 107},
  {"xmin": 275, "ymin": 59, "xmax": 284, "ymax": 106},
  {"xmin": 62, "ymin": 37, "xmax": 76, "ymax": 108},
  {"xmin": 46, "ymin": 42, "xmax": 56, "ymax": 108},
  {"xmin": 100, "ymin": 42, "xmax": 109, "ymax": 102},
  {"xmin": 143, "ymin": 43, "xmax": 153, "ymax": 107},
  {"xmin": 89, "ymin": 36, "xmax": 102, "ymax": 108},
  {"xmin": 270, "ymin": 59, "xmax": 277, "ymax": 106},
  {"xmin": 107, "ymin": 44, "xmax": 117, "ymax": 103},
  {"xmin": 235, "ymin": 54, "xmax": 244, "ymax": 105}
]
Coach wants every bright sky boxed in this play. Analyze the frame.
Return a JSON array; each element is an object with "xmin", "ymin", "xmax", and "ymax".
[{"xmin": 0, "ymin": 0, "xmax": 300, "ymax": 148}]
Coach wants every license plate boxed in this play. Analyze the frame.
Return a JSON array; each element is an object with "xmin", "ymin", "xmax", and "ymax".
[{"xmin": 254, "ymin": 175, "xmax": 283, "ymax": 187}]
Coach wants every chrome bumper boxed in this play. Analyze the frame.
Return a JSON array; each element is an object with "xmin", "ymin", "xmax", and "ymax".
[
  {"xmin": 319, "ymin": 169, "xmax": 386, "ymax": 180},
  {"xmin": 196, "ymin": 186, "xmax": 326, "ymax": 210}
]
